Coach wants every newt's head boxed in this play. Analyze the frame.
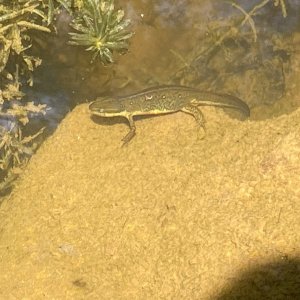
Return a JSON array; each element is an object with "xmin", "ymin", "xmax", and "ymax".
[{"xmin": 89, "ymin": 97, "xmax": 125, "ymax": 117}]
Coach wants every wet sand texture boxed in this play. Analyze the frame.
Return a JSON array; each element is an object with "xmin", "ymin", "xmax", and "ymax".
[{"xmin": 0, "ymin": 101, "xmax": 300, "ymax": 299}]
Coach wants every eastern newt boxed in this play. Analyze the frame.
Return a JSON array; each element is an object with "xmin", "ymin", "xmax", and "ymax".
[{"xmin": 89, "ymin": 85, "xmax": 250, "ymax": 145}]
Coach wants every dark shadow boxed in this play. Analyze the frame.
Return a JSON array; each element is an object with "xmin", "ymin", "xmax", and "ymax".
[
  {"xmin": 0, "ymin": 186, "xmax": 13, "ymax": 200},
  {"xmin": 215, "ymin": 257, "xmax": 300, "ymax": 300}
]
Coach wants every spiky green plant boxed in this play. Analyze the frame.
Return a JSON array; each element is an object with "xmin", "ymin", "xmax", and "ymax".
[
  {"xmin": 0, "ymin": 0, "xmax": 134, "ymax": 193},
  {"xmin": 68, "ymin": 0, "xmax": 133, "ymax": 64}
]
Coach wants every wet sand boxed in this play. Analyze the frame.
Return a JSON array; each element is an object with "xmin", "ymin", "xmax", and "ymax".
[{"xmin": 0, "ymin": 91, "xmax": 299, "ymax": 298}]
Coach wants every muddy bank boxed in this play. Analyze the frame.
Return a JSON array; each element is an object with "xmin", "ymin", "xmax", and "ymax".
[{"xmin": 0, "ymin": 89, "xmax": 299, "ymax": 298}]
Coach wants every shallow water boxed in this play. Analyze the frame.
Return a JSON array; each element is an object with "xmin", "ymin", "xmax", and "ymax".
[
  {"xmin": 1, "ymin": 2, "xmax": 300, "ymax": 298},
  {"xmin": 27, "ymin": 0, "xmax": 299, "ymax": 136}
]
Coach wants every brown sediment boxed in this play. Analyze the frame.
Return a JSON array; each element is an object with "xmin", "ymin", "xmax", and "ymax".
[
  {"xmin": 0, "ymin": 89, "xmax": 299, "ymax": 298},
  {"xmin": 1, "ymin": 1, "xmax": 299, "ymax": 298}
]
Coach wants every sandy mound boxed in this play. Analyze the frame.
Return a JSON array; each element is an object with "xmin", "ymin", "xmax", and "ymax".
[{"xmin": 0, "ymin": 99, "xmax": 299, "ymax": 299}]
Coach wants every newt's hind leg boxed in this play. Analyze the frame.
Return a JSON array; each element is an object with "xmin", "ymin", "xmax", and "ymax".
[
  {"xmin": 181, "ymin": 105, "xmax": 206, "ymax": 139},
  {"xmin": 122, "ymin": 114, "xmax": 136, "ymax": 146}
]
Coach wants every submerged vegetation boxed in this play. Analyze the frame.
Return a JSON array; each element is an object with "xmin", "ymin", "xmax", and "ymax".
[
  {"xmin": 172, "ymin": 0, "xmax": 289, "ymax": 82},
  {"xmin": 0, "ymin": 0, "xmax": 133, "ymax": 193},
  {"xmin": 69, "ymin": 0, "xmax": 133, "ymax": 63}
]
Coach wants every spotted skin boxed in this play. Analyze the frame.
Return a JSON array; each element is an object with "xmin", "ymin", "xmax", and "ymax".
[{"xmin": 89, "ymin": 85, "xmax": 250, "ymax": 145}]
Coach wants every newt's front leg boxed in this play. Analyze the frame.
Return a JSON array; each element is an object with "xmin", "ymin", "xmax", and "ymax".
[{"xmin": 121, "ymin": 114, "xmax": 136, "ymax": 146}]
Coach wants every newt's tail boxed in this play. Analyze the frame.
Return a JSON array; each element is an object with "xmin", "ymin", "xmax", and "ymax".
[{"xmin": 191, "ymin": 92, "xmax": 250, "ymax": 117}]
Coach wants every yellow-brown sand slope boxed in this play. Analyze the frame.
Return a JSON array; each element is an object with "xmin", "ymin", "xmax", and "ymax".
[{"xmin": 0, "ymin": 102, "xmax": 299, "ymax": 299}]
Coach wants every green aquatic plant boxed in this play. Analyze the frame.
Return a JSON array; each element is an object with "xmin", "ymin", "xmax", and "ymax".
[
  {"xmin": 68, "ymin": 0, "xmax": 133, "ymax": 63},
  {"xmin": 0, "ymin": 0, "xmax": 133, "ymax": 194}
]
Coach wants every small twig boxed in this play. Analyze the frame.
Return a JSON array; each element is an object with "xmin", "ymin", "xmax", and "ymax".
[
  {"xmin": 274, "ymin": 0, "xmax": 287, "ymax": 17},
  {"xmin": 230, "ymin": 2, "xmax": 258, "ymax": 42},
  {"xmin": 170, "ymin": 49, "xmax": 191, "ymax": 68},
  {"xmin": 0, "ymin": 4, "xmax": 39, "ymax": 23},
  {"xmin": 178, "ymin": 0, "xmax": 274, "ymax": 71}
]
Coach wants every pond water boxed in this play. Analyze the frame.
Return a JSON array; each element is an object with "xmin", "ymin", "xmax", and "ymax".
[{"xmin": 26, "ymin": 0, "xmax": 300, "ymax": 135}]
